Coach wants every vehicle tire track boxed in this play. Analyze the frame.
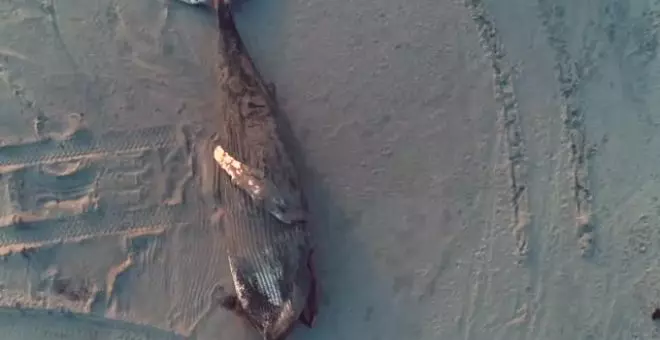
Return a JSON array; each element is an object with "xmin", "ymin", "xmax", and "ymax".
[
  {"xmin": 0, "ymin": 204, "xmax": 188, "ymax": 256},
  {"xmin": 0, "ymin": 306, "xmax": 184, "ymax": 340},
  {"xmin": 10, "ymin": 160, "xmax": 98, "ymax": 214},
  {"xmin": 0, "ymin": 124, "xmax": 192, "ymax": 170},
  {"xmin": 465, "ymin": 0, "xmax": 531, "ymax": 258},
  {"xmin": 536, "ymin": 0, "xmax": 597, "ymax": 257},
  {"xmin": 461, "ymin": 3, "xmax": 548, "ymax": 339},
  {"xmin": 462, "ymin": 1, "xmax": 602, "ymax": 339}
]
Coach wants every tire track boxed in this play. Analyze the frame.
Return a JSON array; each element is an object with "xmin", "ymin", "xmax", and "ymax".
[
  {"xmin": 0, "ymin": 204, "xmax": 188, "ymax": 255},
  {"xmin": 536, "ymin": 0, "xmax": 597, "ymax": 257},
  {"xmin": 0, "ymin": 307, "xmax": 184, "ymax": 340},
  {"xmin": 462, "ymin": 3, "xmax": 578, "ymax": 339},
  {"xmin": 461, "ymin": 4, "xmax": 540, "ymax": 337},
  {"xmin": 10, "ymin": 160, "xmax": 98, "ymax": 214},
  {"xmin": 0, "ymin": 124, "xmax": 191, "ymax": 170},
  {"xmin": 465, "ymin": 0, "xmax": 531, "ymax": 257}
]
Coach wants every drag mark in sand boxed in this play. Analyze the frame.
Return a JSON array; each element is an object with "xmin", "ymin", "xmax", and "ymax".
[
  {"xmin": 465, "ymin": 0, "xmax": 531, "ymax": 257},
  {"xmin": 536, "ymin": 1, "xmax": 596, "ymax": 257}
]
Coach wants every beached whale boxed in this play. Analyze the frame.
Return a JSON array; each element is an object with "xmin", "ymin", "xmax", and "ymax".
[{"xmin": 177, "ymin": 1, "xmax": 319, "ymax": 339}]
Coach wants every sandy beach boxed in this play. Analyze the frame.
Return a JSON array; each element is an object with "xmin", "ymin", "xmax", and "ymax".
[{"xmin": 0, "ymin": 0, "xmax": 659, "ymax": 339}]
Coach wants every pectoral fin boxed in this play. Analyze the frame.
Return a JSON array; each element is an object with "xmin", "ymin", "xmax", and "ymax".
[{"xmin": 213, "ymin": 145, "xmax": 306, "ymax": 224}]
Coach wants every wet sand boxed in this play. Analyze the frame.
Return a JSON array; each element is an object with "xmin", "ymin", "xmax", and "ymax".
[{"xmin": 0, "ymin": 0, "xmax": 660, "ymax": 339}]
